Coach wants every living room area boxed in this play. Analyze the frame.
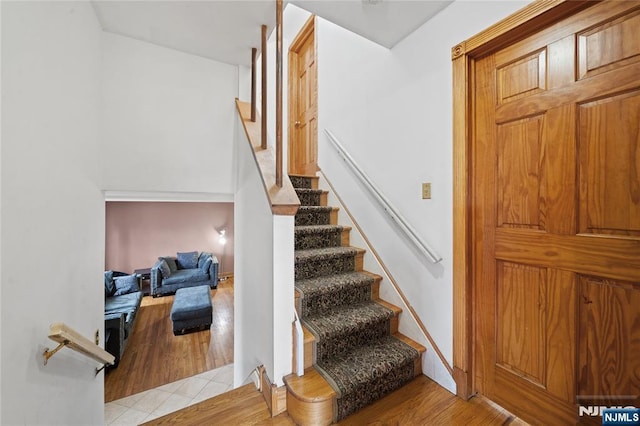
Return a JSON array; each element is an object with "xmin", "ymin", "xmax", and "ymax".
[{"xmin": 103, "ymin": 201, "xmax": 235, "ymax": 424}]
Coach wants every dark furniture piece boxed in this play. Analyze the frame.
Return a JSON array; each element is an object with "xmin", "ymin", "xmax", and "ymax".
[
  {"xmin": 134, "ymin": 268, "xmax": 151, "ymax": 296},
  {"xmin": 151, "ymin": 251, "xmax": 219, "ymax": 297},
  {"xmin": 170, "ymin": 285, "xmax": 213, "ymax": 335},
  {"xmin": 104, "ymin": 271, "xmax": 143, "ymax": 367}
]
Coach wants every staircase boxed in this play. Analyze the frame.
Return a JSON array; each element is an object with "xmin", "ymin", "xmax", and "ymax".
[{"xmin": 284, "ymin": 174, "xmax": 426, "ymax": 425}]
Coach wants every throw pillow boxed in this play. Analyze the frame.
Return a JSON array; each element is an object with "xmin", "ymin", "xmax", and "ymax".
[
  {"xmin": 197, "ymin": 252, "xmax": 209, "ymax": 269},
  {"xmin": 113, "ymin": 274, "xmax": 139, "ymax": 296},
  {"xmin": 104, "ymin": 271, "xmax": 116, "ymax": 298},
  {"xmin": 200, "ymin": 257, "xmax": 212, "ymax": 272},
  {"xmin": 158, "ymin": 260, "xmax": 171, "ymax": 279},
  {"xmin": 159, "ymin": 256, "xmax": 178, "ymax": 272},
  {"xmin": 177, "ymin": 251, "xmax": 198, "ymax": 269}
]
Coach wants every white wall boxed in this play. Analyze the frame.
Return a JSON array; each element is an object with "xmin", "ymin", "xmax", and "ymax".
[
  {"xmin": 1, "ymin": 2, "xmax": 105, "ymax": 424},
  {"xmin": 101, "ymin": 32, "xmax": 238, "ymax": 196},
  {"xmin": 316, "ymin": 0, "xmax": 529, "ymax": 391},
  {"xmin": 233, "ymin": 115, "xmax": 275, "ymax": 386},
  {"xmin": 233, "ymin": 110, "xmax": 296, "ymax": 387}
]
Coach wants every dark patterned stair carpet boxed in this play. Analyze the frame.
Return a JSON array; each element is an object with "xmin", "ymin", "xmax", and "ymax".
[
  {"xmin": 295, "ymin": 225, "xmax": 343, "ymax": 250},
  {"xmin": 304, "ymin": 301, "xmax": 394, "ymax": 362},
  {"xmin": 291, "ymin": 175, "xmax": 419, "ymax": 422},
  {"xmin": 295, "ymin": 206, "xmax": 333, "ymax": 226},
  {"xmin": 296, "ymin": 272, "xmax": 374, "ymax": 317},
  {"xmin": 294, "ymin": 247, "xmax": 357, "ymax": 280},
  {"xmin": 316, "ymin": 335, "xmax": 419, "ymax": 421},
  {"xmin": 289, "ymin": 175, "xmax": 313, "ymax": 189},
  {"xmin": 295, "ymin": 188, "xmax": 323, "ymax": 206}
]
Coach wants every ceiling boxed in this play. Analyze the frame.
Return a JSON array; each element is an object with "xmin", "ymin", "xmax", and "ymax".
[
  {"xmin": 92, "ymin": 0, "xmax": 452, "ymax": 66},
  {"xmin": 291, "ymin": 0, "xmax": 451, "ymax": 49}
]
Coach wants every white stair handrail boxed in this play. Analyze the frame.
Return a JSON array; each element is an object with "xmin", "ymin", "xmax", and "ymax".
[{"xmin": 324, "ymin": 129, "xmax": 442, "ymax": 264}]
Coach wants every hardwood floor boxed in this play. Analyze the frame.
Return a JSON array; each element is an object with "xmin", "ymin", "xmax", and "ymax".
[
  {"xmin": 144, "ymin": 375, "xmax": 527, "ymax": 425},
  {"xmin": 105, "ymin": 277, "xmax": 234, "ymax": 402}
]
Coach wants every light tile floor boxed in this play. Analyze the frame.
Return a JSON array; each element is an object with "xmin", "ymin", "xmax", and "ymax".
[{"xmin": 105, "ymin": 363, "xmax": 234, "ymax": 425}]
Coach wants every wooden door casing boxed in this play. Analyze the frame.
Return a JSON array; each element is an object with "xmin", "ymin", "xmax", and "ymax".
[
  {"xmin": 288, "ymin": 16, "xmax": 317, "ymax": 176},
  {"xmin": 470, "ymin": 1, "xmax": 640, "ymax": 424}
]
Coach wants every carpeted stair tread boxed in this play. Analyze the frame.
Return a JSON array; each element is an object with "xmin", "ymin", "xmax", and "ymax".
[
  {"xmin": 295, "ymin": 225, "xmax": 344, "ymax": 250},
  {"xmin": 295, "ymin": 206, "xmax": 334, "ymax": 226},
  {"xmin": 295, "ymin": 224, "xmax": 343, "ymax": 233},
  {"xmin": 316, "ymin": 335, "xmax": 420, "ymax": 421},
  {"xmin": 296, "ymin": 272, "xmax": 374, "ymax": 317},
  {"xmin": 294, "ymin": 247, "xmax": 361, "ymax": 280},
  {"xmin": 295, "ymin": 188, "xmax": 325, "ymax": 206},
  {"xmin": 295, "ymin": 246, "xmax": 359, "ymax": 262},
  {"xmin": 289, "ymin": 175, "xmax": 317, "ymax": 189},
  {"xmin": 304, "ymin": 301, "xmax": 394, "ymax": 362}
]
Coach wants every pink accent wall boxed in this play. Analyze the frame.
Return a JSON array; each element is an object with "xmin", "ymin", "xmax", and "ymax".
[{"xmin": 105, "ymin": 202, "xmax": 234, "ymax": 275}]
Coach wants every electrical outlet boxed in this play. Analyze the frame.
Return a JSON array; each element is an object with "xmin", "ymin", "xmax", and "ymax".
[{"xmin": 422, "ymin": 183, "xmax": 431, "ymax": 199}]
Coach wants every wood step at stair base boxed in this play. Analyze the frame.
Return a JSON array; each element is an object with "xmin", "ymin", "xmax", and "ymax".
[
  {"xmin": 284, "ymin": 333, "xmax": 426, "ymax": 426},
  {"xmin": 285, "ymin": 368, "xmax": 336, "ymax": 426}
]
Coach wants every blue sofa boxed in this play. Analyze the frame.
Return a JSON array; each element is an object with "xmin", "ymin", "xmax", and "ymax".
[
  {"xmin": 151, "ymin": 251, "xmax": 219, "ymax": 297},
  {"xmin": 104, "ymin": 271, "xmax": 143, "ymax": 367}
]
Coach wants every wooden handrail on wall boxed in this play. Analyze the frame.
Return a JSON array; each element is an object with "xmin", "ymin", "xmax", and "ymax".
[
  {"xmin": 235, "ymin": 99, "xmax": 299, "ymax": 216},
  {"xmin": 324, "ymin": 129, "xmax": 443, "ymax": 263},
  {"xmin": 319, "ymin": 170, "xmax": 453, "ymax": 377},
  {"xmin": 43, "ymin": 322, "xmax": 115, "ymax": 375}
]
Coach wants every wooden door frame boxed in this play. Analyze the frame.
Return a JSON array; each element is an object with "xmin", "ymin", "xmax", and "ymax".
[
  {"xmin": 287, "ymin": 15, "xmax": 317, "ymax": 175},
  {"xmin": 451, "ymin": 0, "xmax": 596, "ymax": 399}
]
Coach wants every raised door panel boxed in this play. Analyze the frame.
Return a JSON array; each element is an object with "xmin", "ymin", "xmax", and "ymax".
[
  {"xmin": 578, "ymin": 277, "xmax": 640, "ymax": 408},
  {"xmin": 497, "ymin": 49, "xmax": 547, "ymax": 104},
  {"xmin": 578, "ymin": 89, "xmax": 640, "ymax": 236},
  {"xmin": 577, "ymin": 7, "xmax": 640, "ymax": 80},
  {"xmin": 497, "ymin": 116, "xmax": 545, "ymax": 230},
  {"xmin": 496, "ymin": 262, "xmax": 547, "ymax": 385}
]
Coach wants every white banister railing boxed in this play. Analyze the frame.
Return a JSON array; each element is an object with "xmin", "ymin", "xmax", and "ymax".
[{"xmin": 324, "ymin": 129, "xmax": 442, "ymax": 264}]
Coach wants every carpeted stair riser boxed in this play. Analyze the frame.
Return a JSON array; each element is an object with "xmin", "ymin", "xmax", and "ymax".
[
  {"xmin": 295, "ymin": 188, "xmax": 323, "ymax": 206},
  {"xmin": 295, "ymin": 225, "xmax": 343, "ymax": 250},
  {"xmin": 295, "ymin": 206, "xmax": 332, "ymax": 226},
  {"xmin": 304, "ymin": 301, "xmax": 393, "ymax": 362},
  {"xmin": 295, "ymin": 248, "xmax": 356, "ymax": 281},
  {"xmin": 289, "ymin": 175, "xmax": 313, "ymax": 189},
  {"xmin": 316, "ymin": 336, "xmax": 419, "ymax": 422},
  {"xmin": 296, "ymin": 272, "xmax": 374, "ymax": 317}
]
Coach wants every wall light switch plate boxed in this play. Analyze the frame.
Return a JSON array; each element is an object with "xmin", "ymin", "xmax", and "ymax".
[{"xmin": 422, "ymin": 183, "xmax": 431, "ymax": 199}]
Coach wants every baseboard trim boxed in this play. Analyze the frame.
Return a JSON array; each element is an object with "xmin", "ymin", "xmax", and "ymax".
[
  {"xmin": 453, "ymin": 366, "xmax": 472, "ymax": 400},
  {"xmin": 259, "ymin": 366, "xmax": 287, "ymax": 416}
]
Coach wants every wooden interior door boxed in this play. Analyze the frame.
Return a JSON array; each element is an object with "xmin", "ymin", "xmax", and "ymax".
[
  {"xmin": 472, "ymin": 2, "xmax": 640, "ymax": 424},
  {"xmin": 288, "ymin": 16, "xmax": 317, "ymax": 176}
]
